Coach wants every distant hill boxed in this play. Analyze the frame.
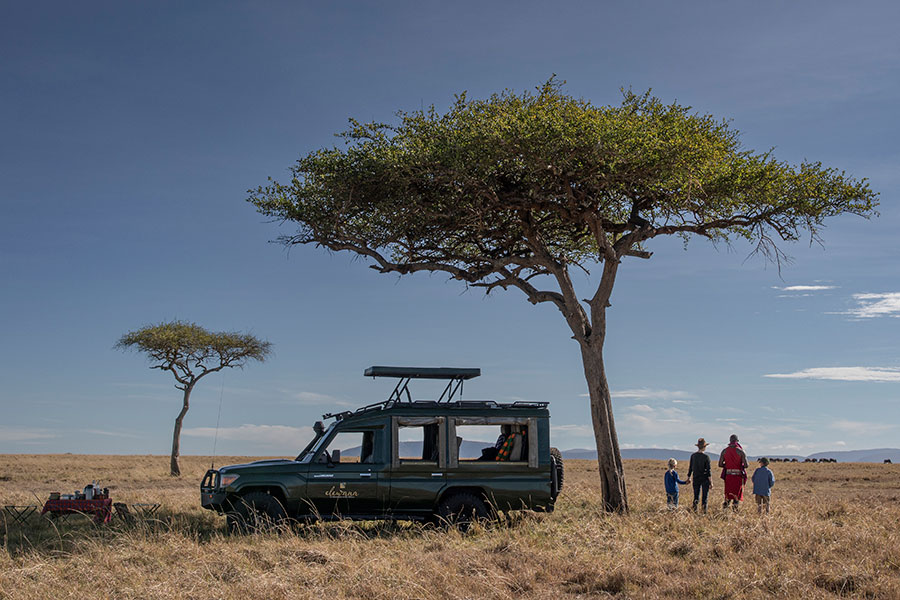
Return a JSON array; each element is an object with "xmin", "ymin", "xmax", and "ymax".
[
  {"xmin": 563, "ymin": 448, "xmax": 715, "ymax": 462},
  {"xmin": 343, "ymin": 440, "xmax": 493, "ymax": 460},
  {"xmin": 562, "ymin": 448, "xmax": 900, "ymax": 463},
  {"xmin": 807, "ymin": 448, "xmax": 900, "ymax": 463},
  {"xmin": 345, "ymin": 442, "xmax": 900, "ymax": 463}
]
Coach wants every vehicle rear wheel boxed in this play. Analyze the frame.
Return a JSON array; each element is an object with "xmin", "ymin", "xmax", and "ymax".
[
  {"xmin": 436, "ymin": 492, "xmax": 491, "ymax": 531},
  {"xmin": 226, "ymin": 492, "xmax": 288, "ymax": 534}
]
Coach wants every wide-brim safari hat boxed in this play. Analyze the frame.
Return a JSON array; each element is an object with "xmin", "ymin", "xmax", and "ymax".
[{"xmin": 696, "ymin": 438, "xmax": 708, "ymax": 449}]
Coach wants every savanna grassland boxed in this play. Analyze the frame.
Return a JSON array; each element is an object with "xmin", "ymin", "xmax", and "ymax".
[{"xmin": 2, "ymin": 455, "xmax": 899, "ymax": 599}]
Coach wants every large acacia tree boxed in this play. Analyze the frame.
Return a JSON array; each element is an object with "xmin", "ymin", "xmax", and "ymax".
[
  {"xmin": 249, "ymin": 81, "xmax": 876, "ymax": 511},
  {"xmin": 117, "ymin": 321, "xmax": 271, "ymax": 476}
]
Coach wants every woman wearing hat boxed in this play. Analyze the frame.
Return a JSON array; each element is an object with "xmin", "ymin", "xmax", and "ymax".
[{"xmin": 687, "ymin": 437, "xmax": 713, "ymax": 512}]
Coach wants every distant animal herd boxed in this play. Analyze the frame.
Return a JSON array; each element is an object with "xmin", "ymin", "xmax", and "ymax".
[
  {"xmin": 766, "ymin": 457, "xmax": 839, "ymax": 463},
  {"xmin": 766, "ymin": 458, "xmax": 895, "ymax": 464}
]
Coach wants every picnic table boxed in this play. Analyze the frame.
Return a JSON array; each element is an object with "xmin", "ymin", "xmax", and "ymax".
[{"xmin": 41, "ymin": 497, "xmax": 112, "ymax": 524}]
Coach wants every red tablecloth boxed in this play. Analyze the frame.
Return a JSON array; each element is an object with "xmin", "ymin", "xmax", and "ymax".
[{"xmin": 41, "ymin": 498, "xmax": 112, "ymax": 524}]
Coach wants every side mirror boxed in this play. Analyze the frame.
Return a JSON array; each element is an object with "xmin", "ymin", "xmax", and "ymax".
[{"xmin": 331, "ymin": 449, "xmax": 341, "ymax": 464}]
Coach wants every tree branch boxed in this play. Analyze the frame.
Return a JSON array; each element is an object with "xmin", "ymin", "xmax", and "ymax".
[{"xmin": 471, "ymin": 268, "xmax": 565, "ymax": 310}]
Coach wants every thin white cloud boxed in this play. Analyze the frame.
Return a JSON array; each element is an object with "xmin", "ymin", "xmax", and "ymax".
[
  {"xmin": 550, "ymin": 424, "xmax": 595, "ymax": 449},
  {"xmin": 620, "ymin": 405, "xmax": 692, "ymax": 436},
  {"xmin": 272, "ymin": 390, "xmax": 353, "ymax": 407},
  {"xmin": 183, "ymin": 424, "xmax": 313, "ymax": 449},
  {"xmin": 615, "ymin": 403, "xmax": 822, "ymax": 454},
  {"xmin": 112, "ymin": 382, "xmax": 175, "ymax": 403},
  {"xmin": 773, "ymin": 285, "xmax": 836, "ymax": 291},
  {"xmin": 610, "ymin": 388, "xmax": 694, "ymax": 401},
  {"xmin": 716, "ymin": 406, "xmax": 749, "ymax": 415},
  {"xmin": 740, "ymin": 423, "xmax": 815, "ymax": 438},
  {"xmin": 0, "ymin": 427, "xmax": 57, "ymax": 442},
  {"xmin": 552, "ymin": 424, "xmax": 594, "ymax": 437},
  {"xmin": 765, "ymin": 443, "xmax": 805, "ymax": 453},
  {"xmin": 217, "ymin": 385, "xmax": 273, "ymax": 396},
  {"xmin": 82, "ymin": 429, "xmax": 141, "ymax": 439},
  {"xmin": 764, "ymin": 366, "xmax": 900, "ymax": 382},
  {"xmin": 831, "ymin": 420, "xmax": 895, "ymax": 435},
  {"xmin": 845, "ymin": 292, "xmax": 900, "ymax": 319},
  {"xmin": 294, "ymin": 391, "xmax": 352, "ymax": 406}
]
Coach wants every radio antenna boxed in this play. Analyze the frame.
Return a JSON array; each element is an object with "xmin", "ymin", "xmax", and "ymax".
[{"xmin": 211, "ymin": 373, "xmax": 225, "ymax": 469}]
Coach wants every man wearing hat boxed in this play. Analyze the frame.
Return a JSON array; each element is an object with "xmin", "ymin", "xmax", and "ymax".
[{"xmin": 687, "ymin": 437, "xmax": 713, "ymax": 512}]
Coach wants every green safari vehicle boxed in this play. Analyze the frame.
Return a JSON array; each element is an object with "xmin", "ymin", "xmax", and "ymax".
[{"xmin": 200, "ymin": 367, "xmax": 564, "ymax": 530}]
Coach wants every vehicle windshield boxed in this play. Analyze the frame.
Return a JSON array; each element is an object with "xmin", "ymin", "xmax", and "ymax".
[{"xmin": 297, "ymin": 422, "xmax": 337, "ymax": 463}]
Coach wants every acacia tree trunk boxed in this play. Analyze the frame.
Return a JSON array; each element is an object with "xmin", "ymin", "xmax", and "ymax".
[
  {"xmin": 584, "ymin": 258, "xmax": 628, "ymax": 512},
  {"xmin": 170, "ymin": 383, "xmax": 194, "ymax": 477},
  {"xmin": 580, "ymin": 343, "xmax": 628, "ymax": 511}
]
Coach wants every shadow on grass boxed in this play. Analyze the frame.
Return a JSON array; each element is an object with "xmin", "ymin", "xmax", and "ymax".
[
  {"xmin": 2, "ymin": 507, "xmax": 547, "ymax": 556},
  {"xmin": 288, "ymin": 508, "xmax": 545, "ymax": 541},
  {"xmin": 1, "ymin": 508, "xmax": 225, "ymax": 556}
]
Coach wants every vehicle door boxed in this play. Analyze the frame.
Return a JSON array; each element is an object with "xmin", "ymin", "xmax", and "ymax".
[
  {"xmin": 387, "ymin": 416, "xmax": 446, "ymax": 517},
  {"xmin": 305, "ymin": 426, "xmax": 387, "ymax": 518}
]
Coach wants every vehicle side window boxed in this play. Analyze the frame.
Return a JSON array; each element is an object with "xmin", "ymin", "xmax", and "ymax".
[
  {"xmin": 450, "ymin": 418, "xmax": 538, "ymax": 468},
  {"xmin": 315, "ymin": 431, "xmax": 377, "ymax": 464},
  {"xmin": 391, "ymin": 417, "xmax": 445, "ymax": 468},
  {"xmin": 455, "ymin": 424, "xmax": 526, "ymax": 461},
  {"xmin": 397, "ymin": 424, "xmax": 439, "ymax": 461}
]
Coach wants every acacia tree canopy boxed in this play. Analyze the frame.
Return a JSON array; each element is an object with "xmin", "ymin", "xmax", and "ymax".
[
  {"xmin": 117, "ymin": 320, "xmax": 271, "ymax": 476},
  {"xmin": 117, "ymin": 321, "xmax": 271, "ymax": 388},
  {"xmin": 252, "ymin": 82, "xmax": 875, "ymax": 286},
  {"xmin": 249, "ymin": 80, "xmax": 877, "ymax": 510}
]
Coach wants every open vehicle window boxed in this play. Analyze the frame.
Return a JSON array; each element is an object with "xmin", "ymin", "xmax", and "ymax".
[
  {"xmin": 456, "ymin": 424, "xmax": 528, "ymax": 462},
  {"xmin": 391, "ymin": 417, "xmax": 445, "ymax": 467},
  {"xmin": 449, "ymin": 417, "xmax": 538, "ymax": 467},
  {"xmin": 397, "ymin": 424, "xmax": 440, "ymax": 461},
  {"xmin": 313, "ymin": 431, "xmax": 377, "ymax": 464}
]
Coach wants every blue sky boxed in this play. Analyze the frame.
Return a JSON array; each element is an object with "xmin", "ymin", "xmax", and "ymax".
[{"xmin": 2, "ymin": 2, "xmax": 899, "ymax": 458}]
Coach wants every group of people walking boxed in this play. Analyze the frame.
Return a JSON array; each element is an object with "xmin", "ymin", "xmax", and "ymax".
[{"xmin": 664, "ymin": 434, "xmax": 775, "ymax": 514}]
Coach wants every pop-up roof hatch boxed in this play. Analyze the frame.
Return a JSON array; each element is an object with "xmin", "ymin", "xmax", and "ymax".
[{"xmin": 364, "ymin": 365, "xmax": 480, "ymax": 404}]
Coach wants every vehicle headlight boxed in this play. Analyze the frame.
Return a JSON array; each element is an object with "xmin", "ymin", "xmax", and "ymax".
[{"xmin": 219, "ymin": 474, "xmax": 239, "ymax": 488}]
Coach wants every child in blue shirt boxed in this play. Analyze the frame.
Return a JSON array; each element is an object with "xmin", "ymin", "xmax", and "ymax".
[
  {"xmin": 751, "ymin": 457, "xmax": 775, "ymax": 514},
  {"xmin": 665, "ymin": 458, "xmax": 689, "ymax": 509}
]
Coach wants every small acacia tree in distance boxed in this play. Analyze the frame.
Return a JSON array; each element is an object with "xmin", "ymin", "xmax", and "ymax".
[
  {"xmin": 117, "ymin": 320, "xmax": 271, "ymax": 476},
  {"xmin": 248, "ymin": 80, "xmax": 877, "ymax": 512}
]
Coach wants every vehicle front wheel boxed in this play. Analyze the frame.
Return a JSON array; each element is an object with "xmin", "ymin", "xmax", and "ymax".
[
  {"xmin": 436, "ymin": 492, "xmax": 492, "ymax": 531},
  {"xmin": 226, "ymin": 492, "xmax": 288, "ymax": 534}
]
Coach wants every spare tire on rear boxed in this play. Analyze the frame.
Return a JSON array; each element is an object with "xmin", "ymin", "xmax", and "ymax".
[{"xmin": 549, "ymin": 447, "xmax": 565, "ymax": 506}]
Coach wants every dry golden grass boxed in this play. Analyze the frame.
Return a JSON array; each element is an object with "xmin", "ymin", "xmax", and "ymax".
[{"xmin": 2, "ymin": 455, "xmax": 900, "ymax": 599}]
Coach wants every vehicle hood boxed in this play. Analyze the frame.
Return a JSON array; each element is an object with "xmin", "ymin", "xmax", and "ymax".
[{"xmin": 218, "ymin": 459, "xmax": 296, "ymax": 473}]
